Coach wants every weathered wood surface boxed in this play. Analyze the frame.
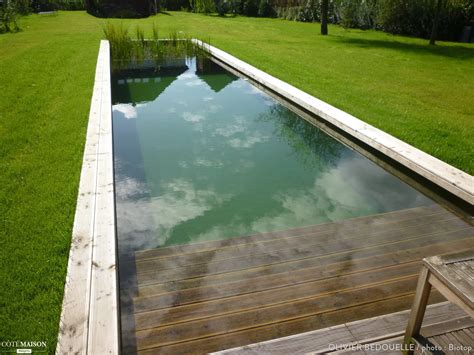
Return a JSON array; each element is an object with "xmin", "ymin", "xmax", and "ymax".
[
  {"xmin": 403, "ymin": 250, "xmax": 474, "ymax": 353},
  {"xmin": 56, "ymin": 40, "xmax": 119, "ymax": 355},
  {"xmin": 87, "ymin": 40, "xmax": 119, "ymax": 355},
  {"xmin": 134, "ymin": 208, "xmax": 458, "ymax": 273},
  {"xmin": 329, "ymin": 320, "xmax": 474, "ymax": 355},
  {"xmin": 424, "ymin": 252, "xmax": 474, "ymax": 311},
  {"xmin": 403, "ymin": 267, "xmax": 432, "ymax": 345},
  {"xmin": 210, "ymin": 303, "xmax": 470, "ymax": 355},
  {"xmin": 121, "ymin": 206, "xmax": 474, "ymax": 354},
  {"xmin": 137, "ymin": 237, "xmax": 471, "ymax": 297},
  {"xmin": 134, "ymin": 205, "xmax": 445, "ymax": 260},
  {"xmin": 193, "ymin": 40, "xmax": 474, "ymax": 207},
  {"xmin": 136, "ymin": 218, "xmax": 468, "ymax": 285}
]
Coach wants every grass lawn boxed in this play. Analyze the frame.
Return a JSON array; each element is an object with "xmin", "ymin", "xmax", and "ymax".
[{"xmin": 0, "ymin": 10, "xmax": 472, "ymax": 352}]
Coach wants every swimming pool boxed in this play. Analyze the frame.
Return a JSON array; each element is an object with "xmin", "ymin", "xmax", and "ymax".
[
  {"xmin": 112, "ymin": 56, "xmax": 434, "ymax": 251},
  {"xmin": 111, "ymin": 54, "xmax": 472, "ymax": 354}
]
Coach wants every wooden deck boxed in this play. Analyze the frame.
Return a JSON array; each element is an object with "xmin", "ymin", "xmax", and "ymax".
[
  {"xmin": 416, "ymin": 325, "xmax": 474, "ymax": 355},
  {"xmin": 121, "ymin": 204, "xmax": 474, "ymax": 354},
  {"xmin": 213, "ymin": 302, "xmax": 473, "ymax": 354}
]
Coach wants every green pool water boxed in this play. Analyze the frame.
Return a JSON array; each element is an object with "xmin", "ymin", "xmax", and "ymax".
[{"xmin": 112, "ymin": 56, "xmax": 433, "ymax": 255}]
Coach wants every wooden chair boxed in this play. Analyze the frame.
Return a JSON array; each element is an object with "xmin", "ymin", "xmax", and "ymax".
[{"xmin": 403, "ymin": 251, "xmax": 474, "ymax": 352}]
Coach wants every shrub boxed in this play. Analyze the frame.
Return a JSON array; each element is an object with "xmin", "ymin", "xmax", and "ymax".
[
  {"xmin": 375, "ymin": 0, "xmax": 474, "ymax": 40},
  {"xmin": 31, "ymin": 0, "xmax": 85, "ymax": 11},
  {"xmin": 227, "ymin": 0, "xmax": 243, "ymax": 14},
  {"xmin": 162, "ymin": 0, "xmax": 189, "ymax": 10},
  {"xmin": 243, "ymin": 0, "xmax": 258, "ymax": 16},
  {"xmin": 53, "ymin": 0, "xmax": 85, "ymax": 10},
  {"xmin": 85, "ymin": 0, "xmax": 151, "ymax": 18},
  {"xmin": 298, "ymin": 0, "xmax": 320, "ymax": 22},
  {"xmin": 17, "ymin": 0, "xmax": 32, "ymax": 14},
  {"xmin": 0, "ymin": 0, "xmax": 20, "ymax": 33},
  {"xmin": 214, "ymin": 0, "xmax": 228, "ymax": 15},
  {"xmin": 333, "ymin": 0, "xmax": 379, "ymax": 29},
  {"xmin": 258, "ymin": 0, "xmax": 274, "ymax": 17},
  {"xmin": 270, "ymin": 0, "xmax": 472, "ymax": 41},
  {"xmin": 194, "ymin": 0, "xmax": 215, "ymax": 13}
]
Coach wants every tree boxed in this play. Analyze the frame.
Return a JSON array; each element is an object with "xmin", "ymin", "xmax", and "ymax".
[
  {"xmin": 429, "ymin": 0, "xmax": 443, "ymax": 45},
  {"xmin": 152, "ymin": 0, "xmax": 161, "ymax": 14},
  {"xmin": 321, "ymin": 0, "xmax": 328, "ymax": 35}
]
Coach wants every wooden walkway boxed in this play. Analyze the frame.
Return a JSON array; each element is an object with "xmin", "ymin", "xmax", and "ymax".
[{"xmin": 122, "ymin": 204, "xmax": 474, "ymax": 354}]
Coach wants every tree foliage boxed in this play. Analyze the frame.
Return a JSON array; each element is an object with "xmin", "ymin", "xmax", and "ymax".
[
  {"xmin": 212, "ymin": 0, "xmax": 472, "ymax": 41},
  {"xmin": 0, "ymin": 0, "xmax": 21, "ymax": 33},
  {"xmin": 376, "ymin": 0, "xmax": 472, "ymax": 41},
  {"xmin": 194, "ymin": 0, "xmax": 215, "ymax": 13}
]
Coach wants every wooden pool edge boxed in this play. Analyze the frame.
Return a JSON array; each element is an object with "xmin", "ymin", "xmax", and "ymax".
[
  {"xmin": 194, "ymin": 39, "xmax": 474, "ymax": 213},
  {"xmin": 56, "ymin": 40, "xmax": 119, "ymax": 355}
]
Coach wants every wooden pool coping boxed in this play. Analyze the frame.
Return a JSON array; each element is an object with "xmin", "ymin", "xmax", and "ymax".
[
  {"xmin": 194, "ymin": 39, "xmax": 474, "ymax": 210},
  {"xmin": 56, "ymin": 40, "xmax": 119, "ymax": 354},
  {"xmin": 56, "ymin": 39, "xmax": 472, "ymax": 354}
]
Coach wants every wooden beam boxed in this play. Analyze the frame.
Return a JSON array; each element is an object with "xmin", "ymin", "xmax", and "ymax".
[
  {"xmin": 56, "ymin": 40, "xmax": 119, "ymax": 355},
  {"xmin": 403, "ymin": 267, "xmax": 432, "ymax": 348}
]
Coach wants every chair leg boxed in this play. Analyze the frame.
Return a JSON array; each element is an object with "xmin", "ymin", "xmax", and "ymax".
[{"xmin": 403, "ymin": 267, "xmax": 432, "ymax": 354}]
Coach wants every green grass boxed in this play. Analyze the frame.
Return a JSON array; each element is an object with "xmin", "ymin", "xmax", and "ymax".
[{"xmin": 0, "ymin": 11, "xmax": 472, "ymax": 352}]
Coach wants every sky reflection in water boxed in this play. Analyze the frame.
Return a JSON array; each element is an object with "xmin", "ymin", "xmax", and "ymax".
[{"xmin": 112, "ymin": 57, "xmax": 433, "ymax": 256}]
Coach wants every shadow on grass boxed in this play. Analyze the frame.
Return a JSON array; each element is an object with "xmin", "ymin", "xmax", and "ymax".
[
  {"xmin": 206, "ymin": 13, "xmax": 238, "ymax": 18},
  {"xmin": 334, "ymin": 36, "xmax": 474, "ymax": 60}
]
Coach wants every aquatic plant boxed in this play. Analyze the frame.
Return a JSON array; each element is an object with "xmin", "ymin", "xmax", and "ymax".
[
  {"xmin": 103, "ymin": 23, "xmax": 210, "ymax": 70},
  {"xmin": 103, "ymin": 22, "xmax": 133, "ymax": 61}
]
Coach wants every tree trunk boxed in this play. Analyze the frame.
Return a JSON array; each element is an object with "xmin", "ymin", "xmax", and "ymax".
[
  {"xmin": 321, "ymin": 0, "xmax": 328, "ymax": 35},
  {"xmin": 429, "ymin": 0, "xmax": 442, "ymax": 45},
  {"xmin": 84, "ymin": 0, "xmax": 94, "ymax": 14}
]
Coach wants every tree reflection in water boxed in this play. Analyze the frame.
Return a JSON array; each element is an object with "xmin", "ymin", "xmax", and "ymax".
[{"xmin": 259, "ymin": 104, "xmax": 344, "ymax": 173}]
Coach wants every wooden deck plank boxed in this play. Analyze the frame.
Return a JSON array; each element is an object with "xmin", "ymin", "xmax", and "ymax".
[
  {"xmin": 461, "ymin": 328, "xmax": 474, "ymax": 342},
  {"xmin": 213, "ymin": 302, "xmax": 463, "ymax": 355},
  {"xmin": 444, "ymin": 334, "xmax": 463, "ymax": 355},
  {"xmin": 137, "ymin": 293, "xmax": 446, "ymax": 354},
  {"xmin": 135, "ymin": 237, "xmax": 474, "ymax": 311},
  {"xmin": 134, "ymin": 205, "xmax": 444, "ymax": 260},
  {"xmin": 134, "ymin": 259, "xmax": 423, "ymax": 313},
  {"xmin": 212, "ymin": 324, "xmax": 357, "ymax": 355},
  {"xmin": 134, "ymin": 212, "xmax": 459, "ymax": 273},
  {"xmin": 136, "ymin": 227, "xmax": 472, "ymax": 285},
  {"xmin": 412, "ymin": 318, "xmax": 474, "ymax": 354},
  {"xmin": 451, "ymin": 328, "xmax": 473, "ymax": 349},
  {"xmin": 137, "ymin": 237, "xmax": 474, "ymax": 296},
  {"xmin": 434, "ymin": 334, "xmax": 452, "ymax": 352},
  {"xmin": 133, "ymin": 262, "xmax": 421, "ymax": 329},
  {"xmin": 318, "ymin": 315, "xmax": 473, "ymax": 354},
  {"xmin": 135, "ymin": 277, "xmax": 419, "ymax": 349},
  {"xmin": 421, "ymin": 316, "xmax": 474, "ymax": 338}
]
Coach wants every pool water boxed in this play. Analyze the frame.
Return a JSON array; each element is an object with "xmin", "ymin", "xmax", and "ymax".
[
  {"xmin": 112, "ymin": 57, "xmax": 440, "ymax": 353},
  {"xmin": 112, "ymin": 56, "xmax": 433, "ymax": 257}
]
